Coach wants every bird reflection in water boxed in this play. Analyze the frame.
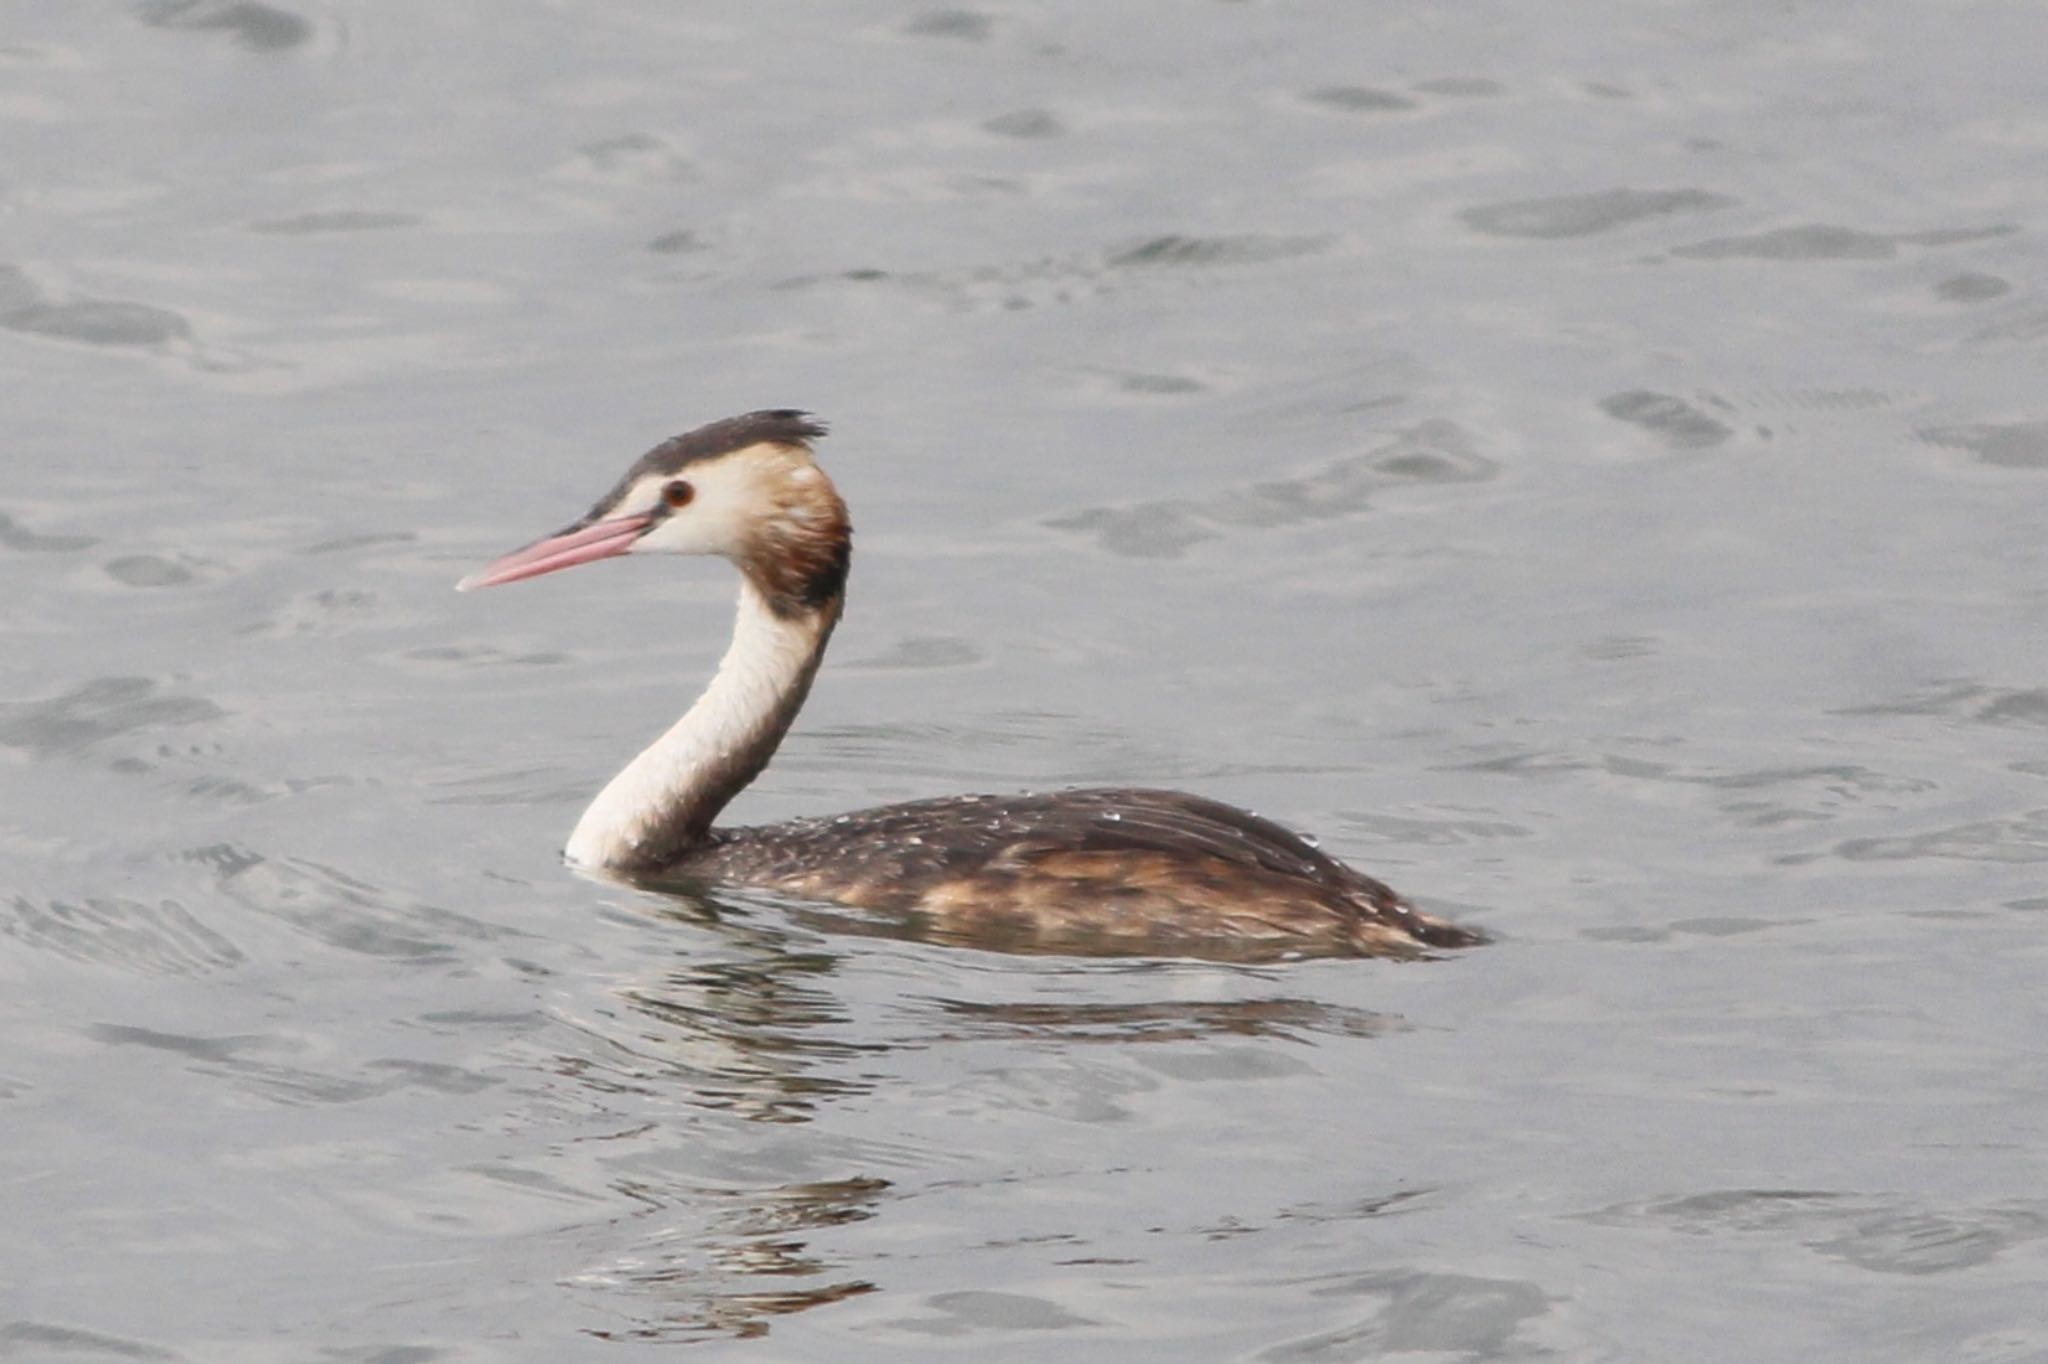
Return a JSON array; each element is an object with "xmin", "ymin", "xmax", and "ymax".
[
  {"xmin": 556, "ymin": 902, "xmax": 884, "ymax": 1341},
  {"xmin": 578, "ymin": 1176, "xmax": 887, "ymax": 1343},
  {"xmin": 557, "ymin": 884, "xmax": 1410, "ymax": 1341}
]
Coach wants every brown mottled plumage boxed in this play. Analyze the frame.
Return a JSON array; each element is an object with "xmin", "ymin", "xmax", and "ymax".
[
  {"xmin": 648, "ymin": 789, "xmax": 1480, "ymax": 959},
  {"xmin": 461, "ymin": 411, "xmax": 1485, "ymax": 962}
]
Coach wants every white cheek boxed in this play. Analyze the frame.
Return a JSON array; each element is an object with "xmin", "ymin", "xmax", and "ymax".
[
  {"xmin": 630, "ymin": 478, "xmax": 755, "ymax": 557},
  {"xmin": 634, "ymin": 508, "xmax": 726, "ymax": 556}
]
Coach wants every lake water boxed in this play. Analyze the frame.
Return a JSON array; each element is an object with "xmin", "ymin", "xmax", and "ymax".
[{"xmin": 5, "ymin": 2, "xmax": 2046, "ymax": 1359}]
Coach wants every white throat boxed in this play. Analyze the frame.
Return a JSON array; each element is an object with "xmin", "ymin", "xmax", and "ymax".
[{"xmin": 565, "ymin": 578, "xmax": 831, "ymax": 872}]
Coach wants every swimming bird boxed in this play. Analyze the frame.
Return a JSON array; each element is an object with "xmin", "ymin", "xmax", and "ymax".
[{"xmin": 460, "ymin": 411, "xmax": 1483, "ymax": 959}]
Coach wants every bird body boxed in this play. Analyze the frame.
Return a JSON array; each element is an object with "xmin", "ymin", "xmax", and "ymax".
[
  {"xmin": 654, "ymin": 787, "xmax": 1475, "ymax": 958},
  {"xmin": 461, "ymin": 411, "xmax": 1482, "ymax": 959}
]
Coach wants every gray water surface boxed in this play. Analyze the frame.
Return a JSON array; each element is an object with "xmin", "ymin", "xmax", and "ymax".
[{"xmin": 5, "ymin": 2, "xmax": 2047, "ymax": 1359}]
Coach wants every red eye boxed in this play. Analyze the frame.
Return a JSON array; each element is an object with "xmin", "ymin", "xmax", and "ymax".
[{"xmin": 663, "ymin": 480, "xmax": 694, "ymax": 508}]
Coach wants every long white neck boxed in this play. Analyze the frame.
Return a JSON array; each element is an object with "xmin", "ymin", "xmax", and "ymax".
[{"xmin": 565, "ymin": 578, "xmax": 836, "ymax": 874}]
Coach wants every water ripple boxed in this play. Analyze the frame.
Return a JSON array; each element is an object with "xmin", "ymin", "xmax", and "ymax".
[
  {"xmin": 1585, "ymin": 1189, "xmax": 2048, "ymax": 1276},
  {"xmin": 136, "ymin": 1, "xmax": 312, "ymax": 52},
  {"xmin": 0, "ymin": 678, "xmax": 224, "ymax": 759},
  {"xmin": 1461, "ymin": 187, "xmax": 1736, "ymax": 238},
  {"xmin": 2, "ymin": 894, "xmax": 244, "ymax": 975},
  {"xmin": 1048, "ymin": 419, "xmax": 1496, "ymax": 558}
]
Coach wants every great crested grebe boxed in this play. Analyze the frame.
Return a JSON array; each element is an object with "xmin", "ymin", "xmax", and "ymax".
[{"xmin": 460, "ymin": 411, "xmax": 1483, "ymax": 959}]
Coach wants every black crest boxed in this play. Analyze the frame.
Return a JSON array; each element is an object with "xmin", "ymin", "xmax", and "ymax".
[
  {"xmin": 580, "ymin": 410, "xmax": 828, "ymax": 526},
  {"xmin": 639, "ymin": 410, "xmax": 828, "ymax": 477}
]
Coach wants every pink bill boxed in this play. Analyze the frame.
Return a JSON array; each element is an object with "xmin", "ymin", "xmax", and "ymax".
[{"xmin": 456, "ymin": 515, "xmax": 652, "ymax": 591}]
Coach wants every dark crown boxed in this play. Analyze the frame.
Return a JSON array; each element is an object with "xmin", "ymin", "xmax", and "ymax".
[{"xmin": 640, "ymin": 410, "xmax": 827, "ymax": 476}]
